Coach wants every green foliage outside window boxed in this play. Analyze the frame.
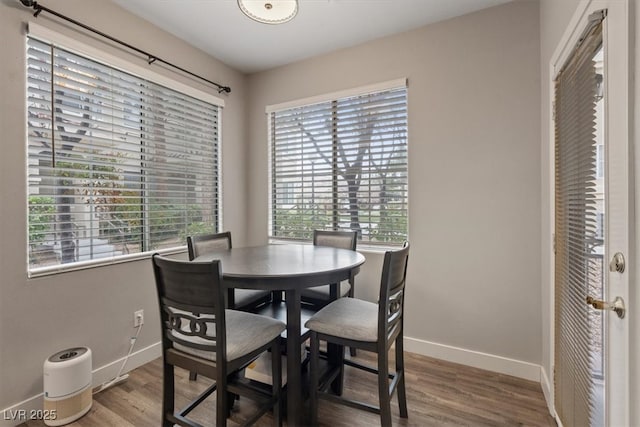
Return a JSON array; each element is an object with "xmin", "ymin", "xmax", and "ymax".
[
  {"xmin": 370, "ymin": 204, "xmax": 408, "ymax": 242},
  {"xmin": 274, "ymin": 205, "xmax": 332, "ymax": 240},
  {"xmin": 28, "ymin": 196, "xmax": 55, "ymax": 244}
]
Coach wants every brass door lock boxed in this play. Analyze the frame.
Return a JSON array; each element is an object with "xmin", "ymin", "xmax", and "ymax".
[{"xmin": 609, "ymin": 252, "xmax": 625, "ymax": 273}]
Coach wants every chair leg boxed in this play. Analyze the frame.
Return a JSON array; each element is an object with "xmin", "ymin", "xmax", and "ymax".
[
  {"xmin": 347, "ymin": 281, "xmax": 357, "ymax": 358},
  {"xmin": 162, "ymin": 361, "xmax": 175, "ymax": 427},
  {"xmin": 378, "ymin": 350, "xmax": 392, "ymax": 427},
  {"xmin": 310, "ymin": 332, "xmax": 320, "ymax": 426},
  {"xmin": 272, "ymin": 290, "xmax": 283, "ymax": 304},
  {"xmin": 396, "ymin": 334, "xmax": 408, "ymax": 418},
  {"xmin": 189, "ymin": 371, "xmax": 197, "ymax": 381},
  {"xmin": 216, "ymin": 370, "xmax": 228, "ymax": 427},
  {"xmin": 271, "ymin": 339, "xmax": 282, "ymax": 427},
  {"xmin": 226, "ymin": 392, "xmax": 235, "ymax": 417},
  {"xmin": 329, "ymin": 343, "xmax": 345, "ymax": 395}
]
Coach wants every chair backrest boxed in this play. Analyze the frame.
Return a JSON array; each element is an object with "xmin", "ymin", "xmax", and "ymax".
[
  {"xmin": 378, "ymin": 242, "xmax": 410, "ymax": 344},
  {"xmin": 152, "ymin": 254, "xmax": 226, "ymax": 359},
  {"xmin": 187, "ymin": 231, "xmax": 232, "ymax": 261},
  {"xmin": 313, "ymin": 230, "xmax": 357, "ymax": 251}
]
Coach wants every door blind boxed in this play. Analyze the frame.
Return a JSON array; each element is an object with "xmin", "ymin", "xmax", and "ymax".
[
  {"xmin": 27, "ymin": 36, "xmax": 220, "ymax": 275},
  {"xmin": 269, "ymin": 86, "xmax": 408, "ymax": 245},
  {"xmin": 554, "ymin": 20, "xmax": 603, "ymax": 427}
]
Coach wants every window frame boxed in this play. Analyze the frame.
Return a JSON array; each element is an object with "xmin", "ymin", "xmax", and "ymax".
[
  {"xmin": 266, "ymin": 79, "xmax": 409, "ymax": 248},
  {"xmin": 26, "ymin": 23, "xmax": 224, "ymax": 277}
]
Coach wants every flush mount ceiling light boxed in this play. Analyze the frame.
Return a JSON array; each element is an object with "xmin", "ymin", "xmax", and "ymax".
[{"xmin": 238, "ymin": 0, "xmax": 298, "ymax": 24}]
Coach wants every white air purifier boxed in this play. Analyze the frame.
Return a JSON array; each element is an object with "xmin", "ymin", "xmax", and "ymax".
[{"xmin": 43, "ymin": 347, "xmax": 92, "ymax": 426}]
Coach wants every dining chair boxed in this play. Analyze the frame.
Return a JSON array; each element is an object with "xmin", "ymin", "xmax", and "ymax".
[
  {"xmin": 152, "ymin": 254, "xmax": 285, "ymax": 427},
  {"xmin": 300, "ymin": 230, "xmax": 358, "ymax": 308},
  {"xmin": 301, "ymin": 229, "xmax": 358, "ymax": 357},
  {"xmin": 305, "ymin": 242, "xmax": 410, "ymax": 426},
  {"xmin": 187, "ymin": 232, "xmax": 273, "ymax": 311},
  {"xmin": 187, "ymin": 232, "xmax": 276, "ymax": 382}
]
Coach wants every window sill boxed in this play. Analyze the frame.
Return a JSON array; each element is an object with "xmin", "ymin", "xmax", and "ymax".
[
  {"xmin": 27, "ymin": 246, "xmax": 187, "ymax": 279},
  {"xmin": 267, "ymin": 238, "xmax": 401, "ymax": 254}
]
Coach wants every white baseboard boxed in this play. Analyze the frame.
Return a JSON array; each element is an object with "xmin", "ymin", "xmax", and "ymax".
[
  {"xmin": 91, "ymin": 342, "xmax": 162, "ymax": 388},
  {"xmin": 0, "ymin": 342, "xmax": 161, "ymax": 427},
  {"xmin": 540, "ymin": 367, "xmax": 554, "ymax": 413},
  {"xmin": 404, "ymin": 336, "xmax": 541, "ymax": 382}
]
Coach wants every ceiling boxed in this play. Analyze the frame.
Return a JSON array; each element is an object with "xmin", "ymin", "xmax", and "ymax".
[{"xmin": 110, "ymin": 0, "xmax": 513, "ymax": 74}]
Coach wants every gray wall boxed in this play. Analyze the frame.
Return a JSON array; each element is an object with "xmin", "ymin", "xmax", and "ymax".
[
  {"xmin": 0, "ymin": 0, "xmax": 248, "ymax": 410},
  {"xmin": 247, "ymin": 1, "xmax": 542, "ymax": 364},
  {"xmin": 634, "ymin": 4, "xmax": 640, "ymax": 423}
]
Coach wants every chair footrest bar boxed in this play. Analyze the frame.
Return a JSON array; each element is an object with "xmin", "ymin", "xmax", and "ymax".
[
  {"xmin": 343, "ymin": 359, "xmax": 394, "ymax": 380},
  {"xmin": 319, "ymin": 391, "xmax": 381, "ymax": 415},
  {"xmin": 318, "ymin": 365, "xmax": 342, "ymax": 393},
  {"xmin": 168, "ymin": 412, "xmax": 205, "ymax": 427},
  {"xmin": 178, "ymin": 382, "xmax": 217, "ymax": 417},
  {"xmin": 238, "ymin": 398, "xmax": 279, "ymax": 427},
  {"xmin": 389, "ymin": 370, "xmax": 403, "ymax": 396},
  {"xmin": 228, "ymin": 379, "xmax": 274, "ymax": 404},
  {"xmin": 343, "ymin": 358, "xmax": 378, "ymax": 375}
]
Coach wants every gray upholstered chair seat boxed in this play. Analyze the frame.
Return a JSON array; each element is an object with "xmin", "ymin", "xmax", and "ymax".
[
  {"xmin": 235, "ymin": 289, "xmax": 272, "ymax": 308},
  {"xmin": 174, "ymin": 310, "xmax": 285, "ymax": 362},
  {"xmin": 300, "ymin": 282, "xmax": 351, "ymax": 301},
  {"xmin": 305, "ymin": 298, "xmax": 377, "ymax": 342}
]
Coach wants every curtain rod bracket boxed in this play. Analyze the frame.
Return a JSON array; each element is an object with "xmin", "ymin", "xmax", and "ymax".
[{"xmin": 18, "ymin": 0, "xmax": 231, "ymax": 94}]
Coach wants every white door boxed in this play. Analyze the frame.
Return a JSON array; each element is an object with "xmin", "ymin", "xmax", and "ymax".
[
  {"xmin": 599, "ymin": 2, "xmax": 630, "ymax": 425},
  {"xmin": 552, "ymin": 2, "xmax": 630, "ymax": 426}
]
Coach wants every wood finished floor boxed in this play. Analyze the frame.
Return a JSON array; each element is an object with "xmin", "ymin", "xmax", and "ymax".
[{"xmin": 22, "ymin": 351, "xmax": 556, "ymax": 427}]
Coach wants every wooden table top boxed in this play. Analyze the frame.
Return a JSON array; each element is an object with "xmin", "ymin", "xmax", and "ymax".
[{"xmin": 194, "ymin": 243, "xmax": 365, "ymax": 288}]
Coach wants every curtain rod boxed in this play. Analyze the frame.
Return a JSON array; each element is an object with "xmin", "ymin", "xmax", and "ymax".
[{"xmin": 19, "ymin": 0, "xmax": 232, "ymax": 94}]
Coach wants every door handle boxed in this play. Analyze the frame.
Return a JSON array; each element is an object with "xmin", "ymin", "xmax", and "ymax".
[{"xmin": 586, "ymin": 296, "xmax": 625, "ymax": 319}]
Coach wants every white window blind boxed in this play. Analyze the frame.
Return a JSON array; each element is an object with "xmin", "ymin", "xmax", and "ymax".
[
  {"xmin": 27, "ymin": 36, "xmax": 220, "ymax": 276},
  {"xmin": 554, "ymin": 20, "xmax": 603, "ymax": 427},
  {"xmin": 268, "ymin": 84, "xmax": 408, "ymax": 245}
]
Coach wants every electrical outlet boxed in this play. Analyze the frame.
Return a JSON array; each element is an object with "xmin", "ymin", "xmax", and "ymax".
[{"xmin": 134, "ymin": 310, "xmax": 144, "ymax": 327}]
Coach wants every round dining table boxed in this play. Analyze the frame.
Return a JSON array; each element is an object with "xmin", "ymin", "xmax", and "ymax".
[{"xmin": 194, "ymin": 243, "xmax": 366, "ymax": 425}]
